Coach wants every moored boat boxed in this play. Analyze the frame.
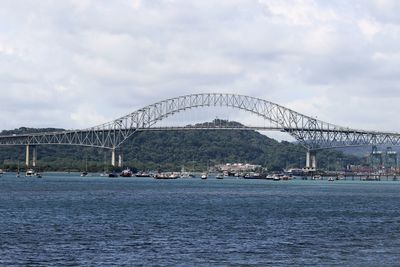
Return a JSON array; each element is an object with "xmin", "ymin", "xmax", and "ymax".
[
  {"xmin": 243, "ymin": 172, "xmax": 265, "ymax": 179},
  {"xmin": 180, "ymin": 172, "xmax": 190, "ymax": 178},
  {"xmin": 136, "ymin": 172, "xmax": 151, "ymax": 177},
  {"xmin": 169, "ymin": 173, "xmax": 180, "ymax": 179},
  {"xmin": 312, "ymin": 175, "xmax": 321, "ymax": 180},
  {"xmin": 201, "ymin": 173, "xmax": 208, "ymax": 180},
  {"xmin": 153, "ymin": 173, "xmax": 178, "ymax": 179},
  {"xmin": 26, "ymin": 169, "xmax": 35, "ymax": 177},
  {"xmin": 108, "ymin": 172, "xmax": 119, "ymax": 178},
  {"xmin": 120, "ymin": 168, "xmax": 133, "ymax": 177}
]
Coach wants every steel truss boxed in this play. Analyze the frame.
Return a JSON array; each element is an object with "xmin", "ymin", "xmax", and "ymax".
[{"xmin": 1, "ymin": 93, "xmax": 400, "ymax": 150}]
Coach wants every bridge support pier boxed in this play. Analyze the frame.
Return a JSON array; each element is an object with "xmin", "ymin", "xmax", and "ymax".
[
  {"xmin": 306, "ymin": 150, "xmax": 317, "ymax": 171},
  {"xmin": 118, "ymin": 155, "xmax": 122, "ymax": 168},
  {"xmin": 32, "ymin": 146, "xmax": 37, "ymax": 167},
  {"xmin": 25, "ymin": 145, "xmax": 30, "ymax": 168},
  {"xmin": 111, "ymin": 148, "xmax": 116, "ymax": 167}
]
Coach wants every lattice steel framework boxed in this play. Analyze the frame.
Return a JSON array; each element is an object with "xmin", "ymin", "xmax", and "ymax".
[{"xmin": 1, "ymin": 93, "xmax": 400, "ymax": 150}]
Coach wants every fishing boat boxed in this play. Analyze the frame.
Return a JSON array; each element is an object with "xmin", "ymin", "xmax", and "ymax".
[
  {"xmin": 120, "ymin": 168, "xmax": 133, "ymax": 177},
  {"xmin": 328, "ymin": 177, "xmax": 335, "ymax": 182},
  {"xmin": 216, "ymin": 173, "xmax": 224, "ymax": 179}
]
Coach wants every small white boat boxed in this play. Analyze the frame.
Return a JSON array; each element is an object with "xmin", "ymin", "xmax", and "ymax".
[
  {"xmin": 313, "ymin": 175, "xmax": 322, "ymax": 180},
  {"xmin": 201, "ymin": 173, "xmax": 208, "ymax": 180},
  {"xmin": 80, "ymin": 171, "xmax": 88, "ymax": 177},
  {"xmin": 266, "ymin": 174, "xmax": 274, "ymax": 180},
  {"xmin": 169, "ymin": 173, "xmax": 180, "ymax": 179},
  {"xmin": 328, "ymin": 177, "xmax": 335, "ymax": 182},
  {"xmin": 26, "ymin": 169, "xmax": 35, "ymax": 177}
]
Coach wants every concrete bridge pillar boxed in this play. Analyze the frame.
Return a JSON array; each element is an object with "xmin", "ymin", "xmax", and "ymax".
[
  {"xmin": 306, "ymin": 150, "xmax": 317, "ymax": 170},
  {"xmin": 111, "ymin": 148, "xmax": 116, "ymax": 167},
  {"xmin": 118, "ymin": 154, "xmax": 122, "ymax": 168},
  {"xmin": 25, "ymin": 145, "xmax": 30, "ymax": 168},
  {"xmin": 32, "ymin": 146, "xmax": 37, "ymax": 167}
]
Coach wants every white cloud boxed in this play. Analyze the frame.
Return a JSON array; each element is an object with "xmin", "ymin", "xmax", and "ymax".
[
  {"xmin": 258, "ymin": 0, "xmax": 337, "ymax": 26},
  {"xmin": 358, "ymin": 19, "xmax": 382, "ymax": 40},
  {"xmin": 131, "ymin": 0, "xmax": 141, "ymax": 9},
  {"xmin": 70, "ymin": 105, "xmax": 110, "ymax": 129},
  {"xmin": 0, "ymin": 0, "xmax": 400, "ymax": 138}
]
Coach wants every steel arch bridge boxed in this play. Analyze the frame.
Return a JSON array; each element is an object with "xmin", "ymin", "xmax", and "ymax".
[{"xmin": 1, "ymin": 93, "xmax": 400, "ymax": 167}]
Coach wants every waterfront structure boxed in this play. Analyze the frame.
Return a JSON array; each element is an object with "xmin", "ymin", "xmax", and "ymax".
[{"xmin": 215, "ymin": 163, "xmax": 262, "ymax": 173}]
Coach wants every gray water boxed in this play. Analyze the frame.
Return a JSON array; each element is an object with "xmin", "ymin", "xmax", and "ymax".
[{"xmin": 1, "ymin": 173, "xmax": 400, "ymax": 266}]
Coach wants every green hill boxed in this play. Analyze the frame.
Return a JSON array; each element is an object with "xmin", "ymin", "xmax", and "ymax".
[{"xmin": 0, "ymin": 122, "xmax": 362, "ymax": 172}]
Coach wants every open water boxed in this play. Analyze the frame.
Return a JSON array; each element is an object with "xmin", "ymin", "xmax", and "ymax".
[{"xmin": 1, "ymin": 173, "xmax": 400, "ymax": 266}]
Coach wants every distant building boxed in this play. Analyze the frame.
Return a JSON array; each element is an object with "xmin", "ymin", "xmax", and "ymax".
[{"xmin": 214, "ymin": 163, "xmax": 262, "ymax": 172}]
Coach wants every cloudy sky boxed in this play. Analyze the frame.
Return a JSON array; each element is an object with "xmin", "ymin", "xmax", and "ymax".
[{"xmin": 1, "ymin": 0, "xmax": 400, "ymax": 135}]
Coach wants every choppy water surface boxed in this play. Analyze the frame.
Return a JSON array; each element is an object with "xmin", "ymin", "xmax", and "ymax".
[{"xmin": 1, "ymin": 174, "xmax": 400, "ymax": 266}]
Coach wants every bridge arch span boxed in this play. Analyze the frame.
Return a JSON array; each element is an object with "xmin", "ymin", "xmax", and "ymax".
[
  {"xmin": 92, "ymin": 93, "xmax": 341, "ymax": 149},
  {"xmin": 1, "ymin": 93, "xmax": 400, "ymax": 153}
]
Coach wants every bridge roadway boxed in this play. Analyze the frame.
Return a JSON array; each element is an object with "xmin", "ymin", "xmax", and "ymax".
[{"xmin": 1, "ymin": 93, "xmax": 400, "ymax": 168}]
